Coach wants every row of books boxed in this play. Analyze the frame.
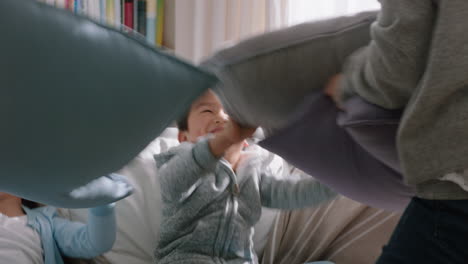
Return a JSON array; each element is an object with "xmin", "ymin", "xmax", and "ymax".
[{"xmin": 39, "ymin": 0, "xmax": 165, "ymax": 46}]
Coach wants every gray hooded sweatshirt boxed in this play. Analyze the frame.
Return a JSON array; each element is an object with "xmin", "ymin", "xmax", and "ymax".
[
  {"xmin": 153, "ymin": 137, "xmax": 336, "ymax": 264},
  {"xmin": 339, "ymin": 0, "xmax": 468, "ymax": 199}
]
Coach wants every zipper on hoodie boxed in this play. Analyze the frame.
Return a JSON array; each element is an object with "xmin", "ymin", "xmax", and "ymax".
[
  {"xmin": 215, "ymin": 161, "xmax": 239, "ymax": 259},
  {"xmin": 221, "ymin": 192, "xmax": 238, "ymax": 257}
]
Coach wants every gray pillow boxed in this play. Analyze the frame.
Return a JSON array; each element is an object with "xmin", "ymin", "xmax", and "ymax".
[
  {"xmin": 202, "ymin": 11, "xmax": 416, "ymax": 211},
  {"xmin": 202, "ymin": 11, "xmax": 376, "ymax": 132},
  {"xmin": 0, "ymin": 0, "xmax": 217, "ymax": 208}
]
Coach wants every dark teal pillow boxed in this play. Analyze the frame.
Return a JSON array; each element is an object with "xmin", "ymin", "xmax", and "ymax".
[{"xmin": 0, "ymin": 0, "xmax": 217, "ymax": 208}]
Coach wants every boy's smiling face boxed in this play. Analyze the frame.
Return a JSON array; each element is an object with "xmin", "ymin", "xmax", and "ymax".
[{"xmin": 178, "ymin": 90, "xmax": 229, "ymax": 143}]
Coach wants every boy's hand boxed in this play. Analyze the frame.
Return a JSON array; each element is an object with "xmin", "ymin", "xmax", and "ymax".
[
  {"xmin": 221, "ymin": 119, "xmax": 257, "ymax": 144},
  {"xmin": 209, "ymin": 120, "xmax": 257, "ymax": 158}
]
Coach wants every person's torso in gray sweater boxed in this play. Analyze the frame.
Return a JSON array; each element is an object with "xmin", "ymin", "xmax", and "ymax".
[{"xmin": 340, "ymin": 0, "xmax": 468, "ymax": 199}]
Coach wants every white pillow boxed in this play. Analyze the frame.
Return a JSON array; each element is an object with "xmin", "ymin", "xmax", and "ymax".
[
  {"xmin": 248, "ymin": 144, "xmax": 287, "ymax": 257},
  {"xmin": 63, "ymin": 127, "xmax": 286, "ymax": 263}
]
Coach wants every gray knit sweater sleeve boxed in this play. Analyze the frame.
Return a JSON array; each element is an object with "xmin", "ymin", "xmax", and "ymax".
[
  {"xmin": 154, "ymin": 138, "xmax": 219, "ymax": 202},
  {"xmin": 339, "ymin": 0, "xmax": 436, "ymax": 109},
  {"xmin": 259, "ymin": 170, "xmax": 337, "ymax": 210}
]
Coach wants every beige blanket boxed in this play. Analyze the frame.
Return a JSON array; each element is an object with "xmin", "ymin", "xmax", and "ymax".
[{"xmin": 261, "ymin": 196, "xmax": 401, "ymax": 264}]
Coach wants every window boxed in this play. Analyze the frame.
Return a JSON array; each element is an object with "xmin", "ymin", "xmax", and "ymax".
[{"xmin": 287, "ymin": 0, "xmax": 380, "ymax": 26}]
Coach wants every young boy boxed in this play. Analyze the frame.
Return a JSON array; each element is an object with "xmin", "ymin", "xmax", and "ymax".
[{"xmin": 154, "ymin": 90, "xmax": 336, "ymax": 264}]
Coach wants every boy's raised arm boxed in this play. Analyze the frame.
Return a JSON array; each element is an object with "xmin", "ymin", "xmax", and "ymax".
[{"xmin": 259, "ymin": 169, "xmax": 337, "ymax": 210}]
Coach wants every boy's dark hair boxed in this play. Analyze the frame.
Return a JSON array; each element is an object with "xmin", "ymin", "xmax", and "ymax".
[
  {"xmin": 176, "ymin": 111, "xmax": 189, "ymax": 132},
  {"xmin": 21, "ymin": 199, "xmax": 40, "ymax": 209}
]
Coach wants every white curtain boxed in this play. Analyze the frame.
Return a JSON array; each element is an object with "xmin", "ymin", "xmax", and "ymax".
[
  {"xmin": 173, "ymin": 0, "xmax": 379, "ymax": 63},
  {"xmin": 287, "ymin": 0, "xmax": 380, "ymax": 26}
]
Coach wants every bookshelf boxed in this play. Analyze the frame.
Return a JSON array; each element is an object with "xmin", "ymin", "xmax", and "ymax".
[{"xmin": 38, "ymin": 0, "xmax": 165, "ymax": 46}]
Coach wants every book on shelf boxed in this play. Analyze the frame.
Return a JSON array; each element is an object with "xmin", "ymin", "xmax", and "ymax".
[
  {"xmin": 37, "ymin": 0, "xmax": 165, "ymax": 47},
  {"xmin": 137, "ymin": 0, "xmax": 147, "ymax": 35},
  {"xmin": 106, "ymin": 0, "xmax": 115, "ymax": 26},
  {"xmin": 124, "ymin": 0, "xmax": 133, "ymax": 29},
  {"xmin": 156, "ymin": 0, "xmax": 164, "ymax": 46},
  {"xmin": 99, "ymin": 0, "xmax": 106, "ymax": 24},
  {"xmin": 146, "ymin": 0, "xmax": 156, "ymax": 45}
]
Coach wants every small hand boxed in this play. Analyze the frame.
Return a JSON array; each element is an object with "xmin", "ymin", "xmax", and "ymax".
[
  {"xmin": 324, "ymin": 74, "xmax": 344, "ymax": 110},
  {"xmin": 209, "ymin": 120, "xmax": 257, "ymax": 158},
  {"xmin": 69, "ymin": 173, "xmax": 133, "ymax": 201},
  {"xmin": 221, "ymin": 119, "xmax": 257, "ymax": 145}
]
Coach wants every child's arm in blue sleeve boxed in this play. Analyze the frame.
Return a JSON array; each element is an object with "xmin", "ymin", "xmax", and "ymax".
[{"xmin": 52, "ymin": 203, "xmax": 116, "ymax": 259}]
